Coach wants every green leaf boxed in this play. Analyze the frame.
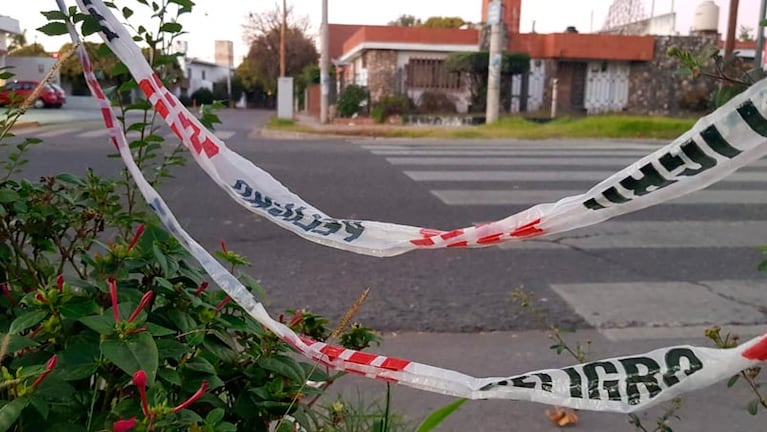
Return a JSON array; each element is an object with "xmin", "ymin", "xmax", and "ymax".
[
  {"xmin": 57, "ymin": 343, "xmax": 99, "ymax": 381},
  {"xmin": 36, "ymin": 22, "xmax": 69, "ymax": 36},
  {"xmin": 0, "ymin": 333, "xmax": 37, "ymax": 352},
  {"xmin": 258, "ymin": 355, "xmax": 305, "ymax": 384},
  {"xmin": 9, "ymin": 310, "xmax": 48, "ymax": 335},
  {"xmin": 152, "ymin": 243, "xmax": 169, "ymax": 277},
  {"xmin": 206, "ymin": 407, "xmax": 225, "ymax": 424},
  {"xmin": 158, "ymin": 368, "xmax": 182, "ymax": 386},
  {"xmin": 748, "ymin": 398, "xmax": 760, "ymax": 415},
  {"xmin": 122, "ymin": 6, "xmax": 134, "ymax": 18},
  {"xmin": 40, "ymin": 10, "xmax": 69, "ymax": 20},
  {"xmin": 156, "ymin": 338, "xmax": 189, "ymax": 359},
  {"xmin": 101, "ymin": 332, "xmax": 159, "ymax": 384},
  {"xmin": 0, "ymin": 398, "xmax": 30, "ymax": 431},
  {"xmin": 79, "ymin": 315, "xmax": 115, "ymax": 336},
  {"xmin": 81, "ymin": 15, "xmax": 102, "ymax": 36},
  {"xmin": 146, "ymin": 322, "xmax": 175, "ymax": 336},
  {"xmin": 59, "ymin": 299, "xmax": 100, "ymax": 320},
  {"xmin": 727, "ymin": 374, "xmax": 740, "ymax": 388},
  {"xmin": 160, "ymin": 22, "xmax": 183, "ymax": 33},
  {"xmin": 0, "ymin": 190, "xmax": 20, "ymax": 203},
  {"xmin": 414, "ymin": 398, "xmax": 467, "ymax": 432},
  {"xmin": 29, "ymin": 394, "xmax": 49, "ymax": 419},
  {"xmin": 54, "ymin": 173, "xmax": 85, "ymax": 186},
  {"xmin": 185, "ymin": 357, "xmax": 217, "ymax": 374}
]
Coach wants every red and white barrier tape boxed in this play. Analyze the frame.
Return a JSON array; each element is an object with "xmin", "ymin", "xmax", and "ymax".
[{"xmin": 59, "ymin": 0, "xmax": 767, "ymax": 413}]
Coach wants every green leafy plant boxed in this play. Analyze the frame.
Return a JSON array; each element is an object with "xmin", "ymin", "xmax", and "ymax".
[
  {"xmin": 371, "ymin": 94, "xmax": 413, "ymax": 123},
  {"xmin": 0, "ymin": 2, "xmax": 384, "ymax": 431},
  {"xmin": 337, "ymin": 85, "xmax": 369, "ymax": 118}
]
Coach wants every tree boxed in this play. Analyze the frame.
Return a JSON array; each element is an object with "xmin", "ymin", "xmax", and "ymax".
[
  {"xmin": 445, "ymin": 51, "xmax": 530, "ymax": 112},
  {"xmin": 8, "ymin": 42, "xmax": 48, "ymax": 57},
  {"xmin": 738, "ymin": 25, "xmax": 754, "ymax": 42},
  {"xmin": 7, "ymin": 30, "xmax": 28, "ymax": 52},
  {"xmin": 388, "ymin": 14, "xmax": 422, "ymax": 27},
  {"xmin": 240, "ymin": 5, "xmax": 318, "ymax": 94},
  {"xmin": 422, "ymin": 16, "xmax": 466, "ymax": 29}
]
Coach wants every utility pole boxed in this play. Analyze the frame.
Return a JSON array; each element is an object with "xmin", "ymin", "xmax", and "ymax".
[
  {"xmin": 320, "ymin": 0, "xmax": 329, "ymax": 123},
  {"xmin": 280, "ymin": 0, "xmax": 286, "ymax": 77},
  {"xmin": 755, "ymin": 0, "xmax": 767, "ymax": 70},
  {"xmin": 722, "ymin": 0, "xmax": 739, "ymax": 81},
  {"xmin": 485, "ymin": 0, "xmax": 503, "ymax": 124}
]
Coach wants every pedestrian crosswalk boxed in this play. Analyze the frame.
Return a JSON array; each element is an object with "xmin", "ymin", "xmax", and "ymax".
[
  {"xmin": 10, "ymin": 124, "xmax": 239, "ymax": 141},
  {"xmin": 359, "ymin": 140, "xmax": 767, "ymax": 340}
]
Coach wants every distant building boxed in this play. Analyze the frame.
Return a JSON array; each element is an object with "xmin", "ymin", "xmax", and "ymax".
[
  {"xmin": 318, "ymin": 0, "xmax": 729, "ymax": 118},
  {"xmin": 0, "ymin": 14, "xmax": 21, "ymax": 80},
  {"xmin": 175, "ymin": 40, "xmax": 234, "ymax": 101}
]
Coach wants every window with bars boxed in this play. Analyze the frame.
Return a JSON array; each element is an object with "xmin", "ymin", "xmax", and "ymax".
[{"xmin": 406, "ymin": 58, "xmax": 461, "ymax": 90}]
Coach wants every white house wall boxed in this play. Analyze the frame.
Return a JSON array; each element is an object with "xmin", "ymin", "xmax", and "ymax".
[
  {"xmin": 186, "ymin": 61, "xmax": 231, "ymax": 95},
  {"xmin": 510, "ymin": 59, "xmax": 545, "ymax": 113},
  {"xmin": 585, "ymin": 61, "xmax": 629, "ymax": 114}
]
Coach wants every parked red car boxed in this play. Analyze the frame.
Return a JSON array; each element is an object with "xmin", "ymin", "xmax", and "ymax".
[{"xmin": 0, "ymin": 80, "xmax": 66, "ymax": 108}]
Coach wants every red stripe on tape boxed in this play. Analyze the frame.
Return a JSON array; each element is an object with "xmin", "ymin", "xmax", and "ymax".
[
  {"xmin": 348, "ymin": 351, "xmax": 378, "ymax": 365},
  {"xmin": 138, "ymin": 79, "xmax": 156, "ymax": 98},
  {"xmin": 320, "ymin": 344, "xmax": 345, "ymax": 359},
  {"xmin": 155, "ymin": 100, "xmax": 169, "ymax": 119},
  {"xmin": 380, "ymin": 357, "xmax": 410, "ymax": 371},
  {"xmin": 447, "ymin": 241, "xmax": 468, "ymax": 248},
  {"xmin": 742, "ymin": 335, "xmax": 767, "ymax": 361},
  {"xmin": 441, "ymin": 229, "xmax": 464, "ymax": 240},
  {"xmin": 510, "ymin": 218, "xmax": 544, "ymax": 238},
  {"xmin": 477, "ymin": 233, "xmax": 503, "ymax": 244},
  {"xmin": 411, "ymin": 237, "xmax": 435, "ymax": 246}
]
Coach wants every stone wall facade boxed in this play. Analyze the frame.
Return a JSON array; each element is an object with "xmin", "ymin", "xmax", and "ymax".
[
  {"xmin": 626, "ymin": 34, "xmax": 719, "ymax": 116},
  {"xmin": 366, "ymin": 50, "xmax": 398, "ymax": 102}
]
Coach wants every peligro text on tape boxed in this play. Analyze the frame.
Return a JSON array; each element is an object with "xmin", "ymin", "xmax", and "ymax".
[{"xmin": 64, "ymin": 0, "xmax": 767, "ymax": 414}]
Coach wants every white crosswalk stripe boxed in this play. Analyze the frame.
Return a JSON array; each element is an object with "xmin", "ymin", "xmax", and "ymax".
[
  {"xmin": 11, "ymin": 124, "xmax": 237, "ymax": 142},
  {"xmin": 362, "ymin": 141, "xmax": 767, "ymax": 340}
]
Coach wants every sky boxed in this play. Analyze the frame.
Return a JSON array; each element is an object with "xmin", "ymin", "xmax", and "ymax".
[{"xmin": 5, "ymin": 0, "xmax": 762, "ymax": 63}]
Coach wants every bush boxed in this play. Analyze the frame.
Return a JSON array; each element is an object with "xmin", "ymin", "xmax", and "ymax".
[
  {"xmin": 417, "ymin": 91, "xmax": 457, "ymax": 114},
  {"xmin": 337, "ymin": 84, "xmax": 369, "ymax": 117},
  {"xmin": 190, "ymin": 87, "xmax": 214, "ymax": 105},
  {"xmin": 372, "ymin": 94, "xmax": 413, "ymax": 123}
]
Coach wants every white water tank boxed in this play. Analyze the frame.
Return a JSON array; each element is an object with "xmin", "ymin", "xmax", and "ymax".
[{"xmin": 692, "ymin": 0, "xmax": 719, "ymax": 32}]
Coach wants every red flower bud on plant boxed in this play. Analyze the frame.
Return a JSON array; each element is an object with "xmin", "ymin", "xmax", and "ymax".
[
  {"xmin": 2, "ymin": 282, "xmax": 15, "ymax": 305},
  {"xmin": 214, "ymin": 296, "xmax": 232, "ymax": 313},
  {"xmin": 35, "ymin": 292, "xmax": 46, "ymax": 304},
  {"xmin": 56, "ymin": 275, "xmax": 64, "ymax": 293},
  {"xmin": 127, "ymin": 291, "xmax": 154, "ymax": 323},
  {"xmin": 109, "ymin": 278, "xmax": 121, "ymax": 323},
  {"xmin": 193, "ymin": 281, "xmax": 209, "ymax": 296},
  {"xmin": 173, "ymin": 380, "xmax": 209, "ymax": 413},
  {"xmin": 132, "ymin": 370, "xmax": 150, "ymax": 417},
  {"xmin": 288, "ymin": 310, "xmax": 304, "ymax": 327},
  {"xmin": 113, "ymin": 418, "xmax": 138, "ymax": 432},
  {"xmin": 220, "ymin": 240, "xmax": 228, "ymax": 254},
  {"xmin": 31, "ymin": 355, "xmax": 57, "ymax": 389},
  {"xmin": 127, "ymin": 224, "xmax": 145, "ymax": 253},
  {"xmin": 126, "ymin": 326, "xmax": 147, "ymax": 335}
]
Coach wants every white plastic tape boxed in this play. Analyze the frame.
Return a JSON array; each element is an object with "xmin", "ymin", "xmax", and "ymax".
[{"xmin": 63, "ymin": 0, "xmax": 767, "ymax": 413}]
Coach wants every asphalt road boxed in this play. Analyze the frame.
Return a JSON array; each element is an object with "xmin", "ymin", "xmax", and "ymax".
[{"xmin": 7, "ymin": 109, "xmax": 767, "ymax": 337}]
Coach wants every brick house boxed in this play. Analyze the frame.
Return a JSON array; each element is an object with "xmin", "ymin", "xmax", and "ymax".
[{"xmin": 323, "ymin": 0, "xmax": 724, "ymax": 117}]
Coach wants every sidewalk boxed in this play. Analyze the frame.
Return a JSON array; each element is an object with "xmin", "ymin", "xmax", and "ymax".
[{"xmin": 327, "ymin": 329, "xmax": 765, "ymax": 431}]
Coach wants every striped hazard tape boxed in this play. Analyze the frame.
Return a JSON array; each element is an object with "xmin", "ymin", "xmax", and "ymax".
[{"xmin": 59, "ymin": 0, "xmax": 767, "ymax": 413}]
